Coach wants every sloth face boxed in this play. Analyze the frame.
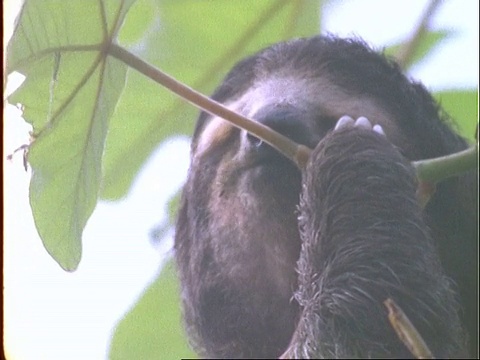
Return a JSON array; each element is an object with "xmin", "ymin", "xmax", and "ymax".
[
  {"xmin": 189, "ymin": 73, "xmax": 402, "ymax": 268},
  {"xmin": 185, "ymin": 43, "xmax": 409, "ymax": 308}
]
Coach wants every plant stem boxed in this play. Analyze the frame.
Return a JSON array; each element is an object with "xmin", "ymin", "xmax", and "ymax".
[
  {"xmin": 107, "ymin": 43, "xmax": 310, "ymax": 169},
  {"xmin": 395, "ymin": 0, "xmax": 442, "ymax": 69},
  {"xmin": 108, "ymin": 43, "xmax": 477, "ymax": 181},
  {"xmin": 384, "ymin": 298, "xmax": 434, "ymax": 359},
  {"xmin": 413, "ymin": 144, "xmax": 478, "ymax": 182}
]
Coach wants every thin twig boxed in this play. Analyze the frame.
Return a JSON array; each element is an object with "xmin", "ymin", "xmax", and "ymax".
[
  {"xmin": 108, "ymin": 43, "xmax": 311, "ymax": 169},
  {"xmin": 191, "ymin": 0, "xmax": 289, "ymax": 92},
  {"xmin": 384, "ymin": 298, "xmax": 434, "ymax": 359},
  {"xmin": 109, "ymin": 41, "xmax": 476, "ymax": 180},
  {"xmin": 395, "ymin": 0, "xmax": 442, "ymax": 69},
  {"xmin": 413, "ymin": 144, "xmax": 478, "ymax": 183}
]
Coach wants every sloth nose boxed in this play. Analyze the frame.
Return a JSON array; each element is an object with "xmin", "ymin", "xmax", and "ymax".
[{"xmin": 246, "ymin": 105, "xmax": 316, "ymax": 149}]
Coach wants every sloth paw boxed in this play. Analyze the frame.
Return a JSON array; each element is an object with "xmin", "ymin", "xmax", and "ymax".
[{"xmin": 334, "ymin": 115, "xmax": 385, "ymax": 136}]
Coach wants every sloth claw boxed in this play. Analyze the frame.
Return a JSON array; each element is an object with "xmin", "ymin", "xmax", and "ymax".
[
  {"xmin": 354, "ymin": 116, "xmax": 371, "ymax": 129},
  {"xmin": 334, "ymin": 115, "xmax": 355, "ymax": 130},
  {"xmin": 334, "ymin": 115, "xmax": 386, "ymax": 137},
  {"xmin": 373, "ymin": 124, "xmax": 386, "ymax": 136}
]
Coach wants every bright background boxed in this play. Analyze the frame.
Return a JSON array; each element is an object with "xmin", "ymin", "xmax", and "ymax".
[{"xmin": 4, "ymin": 1, "xmax": 478, "ymax": 359}]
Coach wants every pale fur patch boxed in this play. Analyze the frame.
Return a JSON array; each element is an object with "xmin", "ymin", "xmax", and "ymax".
[{"xmin": 195, "ymin": 115, "xmax": 235, "ymax": 159}]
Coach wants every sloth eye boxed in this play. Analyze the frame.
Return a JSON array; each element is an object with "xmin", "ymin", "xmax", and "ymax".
[
  {"xmin": 251, "ymin": 105, "xmax": 320, "ymax": 148},
  {"xmin": 246, "ymin": 133, "xmax": 263, "ymax": 148}
]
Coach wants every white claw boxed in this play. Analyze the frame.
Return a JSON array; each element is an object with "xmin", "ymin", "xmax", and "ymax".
[
  {"xmin": 334, "ymin": 115, "xmax": 354, "ymax": 130},
  {"xmin": 355, "ymin": 116, "xmax": 372, "ymax": 129},
  {"xmin": 373, "ymin": 124, "xmax": 386, "ymax": 136}
]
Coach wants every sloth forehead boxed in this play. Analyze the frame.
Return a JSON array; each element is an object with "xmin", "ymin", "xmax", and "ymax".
[
  {"xmin": 236, "ymin": 74, "xmax": 391, "ymax": 121},
  {"xmin": 254, "ymin": 77, "xmax": 328, "ymax": 112},
  {"xmin": 241, "ymin": 76, "xmax": 319, "ymax": 115}
]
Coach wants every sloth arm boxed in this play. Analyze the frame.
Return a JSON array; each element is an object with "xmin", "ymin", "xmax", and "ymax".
[{"xmin": 286, "ymin": 120, "xmax": 465, "ymax": 358}]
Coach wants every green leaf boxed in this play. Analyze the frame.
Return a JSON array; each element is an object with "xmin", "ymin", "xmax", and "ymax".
[
  {"xmin": 6, "ymin": 0, "xmax": 321, "ymax": 268},
  {"xmin": 435, "ymin": 90, "xmax": 478, "ymax": 142},
  {"xmin": 109, "ymin": 260, "xmax": 197, "ymax": 359},
  {"xmin": 100, "ymin": 0, "xmax": 321, "ymax": 199},
  {"xmin": 6, "ymin": 0, "xmax": 136, "ymax": 270}
]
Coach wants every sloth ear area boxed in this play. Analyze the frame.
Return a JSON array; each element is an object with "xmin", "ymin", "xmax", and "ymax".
[{"xmin": 334, "ymin": 115, "xmax": 386, "ymax": 137}]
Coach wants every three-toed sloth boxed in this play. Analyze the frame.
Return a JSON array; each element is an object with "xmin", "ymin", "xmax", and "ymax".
[{"xmin": 174, "ymin": 36, "xmax": 478, "ymax": 358}]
